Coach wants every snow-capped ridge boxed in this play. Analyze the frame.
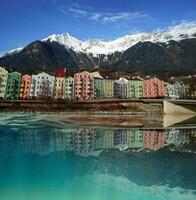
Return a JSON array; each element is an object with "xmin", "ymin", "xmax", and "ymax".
[
  {"xmin": 3, "ymin": 21, "xmax": 196, "ymax": 57},
  {"xmin": 42, "ymin": 22, "xmax": 196, "ymax": 56}
]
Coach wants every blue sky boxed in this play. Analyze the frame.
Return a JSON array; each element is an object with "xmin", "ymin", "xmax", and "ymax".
[{"xmin": 0, "ymin": 0, "xmax": 196, "ymax": 52}]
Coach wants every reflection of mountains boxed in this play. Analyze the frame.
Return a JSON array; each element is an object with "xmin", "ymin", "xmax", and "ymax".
[{"xmin": 0, "ymin": 127, "xmax": 195, "ymax": 156}]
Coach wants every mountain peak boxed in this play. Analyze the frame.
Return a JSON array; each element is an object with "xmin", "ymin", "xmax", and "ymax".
[
  {"xmin": 3, "ymin": 21, "xmax": 196, "ymax": 57},
  {"xmin": 40, "ymin": 22, "xmax": 196, "ymax": 56}
]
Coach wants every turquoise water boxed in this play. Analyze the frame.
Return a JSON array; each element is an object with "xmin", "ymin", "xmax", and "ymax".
[{"xmin": 0, "ymin": 113, "xmax": 196, "ymax": 200}]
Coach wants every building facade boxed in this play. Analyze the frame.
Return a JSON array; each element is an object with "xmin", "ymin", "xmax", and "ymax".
[
  {"xmin": 5, "ymin": 72, "xmax": 21, "ymax": 100},
  {"xmin": 74, "ymin": 71, "xmax": 94, "ymax": 100},
  {"xmin": 54, "ymin": 69, "xmax": 66, "ymax": 99},
  {"xmin": 103, "ymin": 79, "xmax": 114, "ymax": 98},
  {"xmin": 94, "ymin": 78, "xmax": 104, "ymax": 99},
  {"xmin": 64, "ymin": 76, "xmax": 74, "ymax": 100},
  {"xmin": 30, "ymin": 72, "xmax": 55, "ymax": 98},
  {"xmin": 144, "ymin": 77, "xmax": 165, "ymax": 98},
  {"xmin": 173, "ymin": 81, "xmax": 187, "ymax": 98},
  {"xmin": 54, "ymin": 77, "xmax": 65, "ymax": 99},
  {"xmin": 0, "ymin": 67, "xmax": 8, "ymax": 99},
  {"xmin": 128, "ymin": 79, "xmax": 144, "ymax": 99},
  {"xmin": 114, "ymin": 77, "xmax": 129, "ymax": 99},
  {"xmin": 165, "ymin": 82, "xmax": 175, "ymax": 98},
  {"xmin": 20, "ymin": 75, "xmax": 31, "ymax": 99}
]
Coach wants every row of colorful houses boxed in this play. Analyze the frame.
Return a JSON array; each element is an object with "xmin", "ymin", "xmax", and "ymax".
[{"xmin": 0, "ymin": 66, "xmax": 190, "ymax": 100}]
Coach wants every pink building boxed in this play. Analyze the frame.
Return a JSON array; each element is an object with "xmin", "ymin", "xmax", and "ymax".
[
  {"xmin": 144, "ymin": 130, "xmax": 166, "ymax": 151},
  {"xmin": 144, "ymin": 77, "xmax": 165, "ymax": 98},
  {"xmin": 74, "ymin": 71, "xmax": 94, "ymax": 100}
]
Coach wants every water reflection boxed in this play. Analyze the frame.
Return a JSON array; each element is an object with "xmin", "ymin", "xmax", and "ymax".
[
  {"xmin": 0, "ymin": 127, "xmax": 195, "ymax": 156},
  {"xmin": 0, "ymin": 114, "xmax": 196, "ymax": 200}
]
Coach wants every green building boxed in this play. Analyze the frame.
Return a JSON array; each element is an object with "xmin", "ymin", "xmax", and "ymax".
[
  {"xmin": 128, "ymin": 79, "xmax": 144, "ymax": 99},
  {"xmin": 94, "ymin": 78, "xmax": 104, "ymax": 99},
  {"xmin": 5, "ymin": 72, "xmax": 21, "ymax": 100}
]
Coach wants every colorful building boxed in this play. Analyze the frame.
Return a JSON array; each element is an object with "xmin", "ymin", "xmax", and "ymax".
[
  {"xmin": 94, "ymin": 78, "xmax": 104, "ymax": 99},
  {"xmin": 0, "ymin": 67, "xmax": 8, "ymax": 99},
  {"xmin": 30, "ymin": 72, "xmax": 55, "ymax": 98},
  {"xmin": 128, "ymin": 78, "xmax": 144, "ymax": 99},
  {"xmin": 5, "ymin": 72, "xmax": 21, "ymax": 100},
  {"xmin": 103, "ymin": 79, "xmax": 114, "ymax": 98},
  {"xmin": 64, "ymin": 76, "xmax": 74, "ymax": 100},
  {"xmin": 165, "ymin": 82, "xmax": 175, "ymax": 98},
  {"xmin": 173, "ymin": 81, "xmax": 187, "ymax": 98},
  {"xmin": 20, "ymin": 75, "xmax": 31, "ymax": 99},
  {"xmin": 144, "ymin": 77, "xmax": 165, "ymax": 98},
  {"xmin": 74, "ymin": 71, "xmax": 94, "ymax": 100},
  {"xmin": 114, "ymin": 77, "xmax": 129, "ymax": 99},
  {"xmin": 54, "ymin": 69, "xmax": 66, "ymax": 99}
]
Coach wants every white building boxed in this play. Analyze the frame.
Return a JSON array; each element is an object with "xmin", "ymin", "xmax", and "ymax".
[
  {"xmin": 64, "ymin": 76, "xmax": 74, "ymax": 100},
  {"xmin": 30, "ymin": 72, "xmax": 55, "ymax": 98},
  {"xmin": 114, "ymin": 77, "xmax": 129, "ymax": 98},
  {"xmin": 165, "ymin": 82, "xmax": 175, "ymax": 98}
]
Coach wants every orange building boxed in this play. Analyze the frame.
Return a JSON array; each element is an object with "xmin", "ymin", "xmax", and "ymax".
[
  {"xmin": 144, "ymin": 77, "xmax": 165, "ymax": 98},
  {"xmin": 20, "ymin": 75, "xmax": 31, "ymax": 99}
]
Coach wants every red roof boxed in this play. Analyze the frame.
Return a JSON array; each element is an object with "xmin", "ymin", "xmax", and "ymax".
[{"xmin": 55, "ymin": 69, "xmax": 66, "ymax": 77}]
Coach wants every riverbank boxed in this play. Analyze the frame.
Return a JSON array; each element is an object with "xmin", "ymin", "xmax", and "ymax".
[{"xmin": 0, "ymin": 99, "xmax": 163, "ymax": 114}]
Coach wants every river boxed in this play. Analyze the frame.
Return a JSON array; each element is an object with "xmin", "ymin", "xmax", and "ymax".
[{"xmin": 0, "ymin": 113, "xmax": 195, "ymax": 200}]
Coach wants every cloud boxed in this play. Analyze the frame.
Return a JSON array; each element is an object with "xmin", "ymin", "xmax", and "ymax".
[
  {"xmin": 68, "ymin": 7, "xmax": 87, "ymax": 16},
  {"xmin": 154, "ymin": 20, "xmax": 196, "ymax": 34},
  {"xmin": 59, "ymin": 3, "xmax": 148, "ymax": 23},
  {"xmin": 102, "ymin": 12, "xmax": 147, "ymax": 22},
  {"xmin": 90, "ymin": 13, "xmax": 102, "ymax": 21}
]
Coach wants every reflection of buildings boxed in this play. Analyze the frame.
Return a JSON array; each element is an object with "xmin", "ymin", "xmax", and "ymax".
[
  {"xmin": 166, "ymin": 129, "xmax": 190, "ymax": 146},
  {"xmin": 94, "ymin": 129, "xmax": 114, "ymax": 150},
  {"xmin": 144, "ymin": 130, "xmax": 167, "ymax": 151},
  {"xmin": 19, "ymin": 128, "xmax": 74, "ymax": 155},
  {"xmin": 114, "ymin": 129, "xmax": 144, "ymax": 150},
  {"xmin": 1, "ymin": 127, "xmax": 195, "ymax": 156},
  {"xmin": 127, "ymin": 129, "xmax": 144, "ymax": 148},
  {"xmin": 73, "ymin": 128, "xmax": 96, "ymax": 156}
]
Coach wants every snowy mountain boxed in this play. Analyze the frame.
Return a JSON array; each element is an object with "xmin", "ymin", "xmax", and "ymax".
[
  {"xmin": 0, "ymin": 22, "xmax": 196, "ymax": 77},
  {"xmin": 42, "ymin": 22, "xmax": 196, "ymax": 56},
  {"xmin": 2, "ymin": 21, "xmax": 196, "ymax": 58}
]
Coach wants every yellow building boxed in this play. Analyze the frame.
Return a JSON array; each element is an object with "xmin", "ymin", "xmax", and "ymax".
[
  {"xmin": 54, "ymin": 77, "xmax": 65, "ymax": 99},
  {"xmin": 0, "ymin": 67, "xmax": 8, "ymax": 99},
  {"xmin": 103, "ymin": 79, "xmax": 114, "ymax": 98}
]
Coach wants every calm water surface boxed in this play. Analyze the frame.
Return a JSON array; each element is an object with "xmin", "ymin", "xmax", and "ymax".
[{"xmin": 0, "ymin": 113, "xmax": 196, "ymax": 200}]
